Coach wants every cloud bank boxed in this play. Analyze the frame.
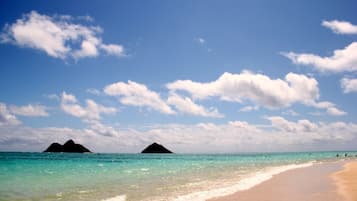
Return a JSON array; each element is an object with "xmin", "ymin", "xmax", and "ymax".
[
  {"xmin": 9, "ymin": 104, "xmax": 48, "ymax": 117},
  {"xmin": 1, "ymin": 116, "xmax": 356, "ymax": 153}
]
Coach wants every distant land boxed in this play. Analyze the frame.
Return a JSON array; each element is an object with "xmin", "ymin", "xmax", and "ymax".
[
  {"xmin": 141, "ymin": 142, "xmax": 173, "ymax": 153},
  {"xmin": 44, "ymin": 139, "xmax": 91, "ymax": 153}
]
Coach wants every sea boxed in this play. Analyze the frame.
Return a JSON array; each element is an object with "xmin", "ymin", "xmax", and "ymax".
[{"xmin": 0, "ymin": 151, "xmax": 355, "ymax": 201}]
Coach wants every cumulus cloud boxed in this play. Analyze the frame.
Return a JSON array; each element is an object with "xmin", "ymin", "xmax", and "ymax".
[
  {"xmin": 265, "ymin": 116, "xmax": 355, "ymax": 146},
  {"xmin": 307, "ymin": 101, "xmax": 346, "ymax": 116},
  {"xmin": 0, "ymin": 11, "xmax": 125, "ymax": 60},
  {"xmin": 168, "ymin": 71, "xmax": 336, "ymax": 112},
  {"xmin": 167, "ymin": 71, "xmax": 345, "ymax": 116},
  {"xmin": 167, "ymin": 71, "xmax": 320, "ymax": 108},
  {"xmin": 104, "ymin": 80, "xmax": 175, "ymax": 114},
  {"xmin": 266, "ymin": 116, "xmax": 356, "ymax": 142},
  {"xmin": 282, "ymin": 42, "xmax": 357, "ymax": 72},
  {"xmin": 326, "ymin": 107, "xmax": 347, "ymax": 116},
  {"xmin": 167, "ymin": 93, "xmax": 223, "ymax": 118},
  {"xmin": 267, "ymin": 116, "xmax": 318, "ymax": 133},
  {"xmin": 0, "ymin": 103, "xmax": 21, "ymax": 126},
  {"xmin": 87, "ymin": 121, "xmax": 120, "ymax": 137},
  {"xmin": 100, "ymin": 44, "xmax": 125, "ymax": 56},
  {"xmin": 322, "ymin": 20, "xmax": 357, "ymax": 35},
  {"xmin": 61, "ymin": 91, "xmax": 77, "ymax": 102},
  {"xmin": 341, "ymin": 78, "xmax": 357, "ymax": 93},
  {"xmin": 60, "ymin": 91, "xmax": 116, "ymax": 120},
  {"xmin": 9, "ymin": 104, "xmax": 48, "ymax": 117}
]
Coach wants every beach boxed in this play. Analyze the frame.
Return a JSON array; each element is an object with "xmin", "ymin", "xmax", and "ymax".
[
  {"xmin": 211, "ymin": 160, "xmax": 357, "ymax": 201},
  {"xmin": 333, "ymin": 161, "xmax": 357, "ymax": 201}
]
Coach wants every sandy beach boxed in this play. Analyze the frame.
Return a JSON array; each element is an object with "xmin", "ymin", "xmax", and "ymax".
[
  {"xmin": 333, "ymin": 161, "xmax": 357, "ymax": 201},
  {"xmin": 210, "ymin": 160, "xmax": 357, "ymax": 201}
]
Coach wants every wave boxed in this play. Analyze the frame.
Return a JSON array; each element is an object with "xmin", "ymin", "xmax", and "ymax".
[
  {"xmin": 172, "ymin": 162, "xmax": 314, "ymax": 201},
  {"xmin": 101, "ymin": 194, "xmax": 127, "ymax": 201}
]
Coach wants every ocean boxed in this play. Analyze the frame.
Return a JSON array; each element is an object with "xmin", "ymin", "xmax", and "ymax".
[{"xmin": 0, "ymin": 151, "xmax": 355, "ymax": 201}]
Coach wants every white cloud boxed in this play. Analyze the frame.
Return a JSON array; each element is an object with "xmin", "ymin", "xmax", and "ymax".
[
  {"xmin": 9, "ymin": 104, "xmax": 48, "ymax": 117},
  {"xmin": 104, "ymin": 80, "xmax": 175, "ymax": 114},
  {"xmin": 0, "ymin": 103, "xmax": 21, "ymax": 126},
  {"xmin": 100, "ymin": 44, "xmax": 125, "ymax": 57},
  {"xmin": 322, "ymin": 20, "xmax": 357, "ymax": 35},
  {"xmin": 267, "ymin": 116, "xmax": 318, "ymax": 132},
  {"xmin": 62, "ymin": 91, "xmax": 77, "ymax": 103},
  {"xmin": 167, "ymin": 93, "xmax": 223, "ymax": 118},
  {"xmin": 341, "ymin": 78, "xmax": 357, "ymax": 93},
  {"xmin": 0, "ymin": 11, "xmax": 125, "ymax": 60},
  {"xmin": 77, "ymin": 15, "xmax": 94, "ymax": 22},
  {"xmin": 72, "ymin": 38, "xmax": 100, "ymax": 59},
  {"xmin": 309, "ymin": 101, "xmax": 334, "ymax": 109},
  {"xmin": 167, "ymin": 71, "xmax": 344, "ymax": 116},
  {"xmin": 195, "ymin": 37, "xmax": 205, "ymax": 44},
  {"xmin": 282, "ymin": 42, "xmax": 357, "ymax": 72},
  {"xmin": 307, "ymin": 101, "xmax": 346, "ymax": 116},
  {"xmin": 87, "ymin": 120, "xmax": 120, "ymax": 137},
  {"xmin": 327, "ymin": 107, "xmax": 347, "ymax": 116},
  {"xmin": 266, "ymin": 116, "xmax": 356, "ymax": 142},
  {"xmin": 240, "ymin": 105, "xmax": 259, "ymax": 112},
  {"xmin": 45, "ymin": 94, "xmax": 60, "ymax": 100},
  {"xmin": 86, "ymin": 88, "xmax": 101, "ymax": 95},
  {"xmin": 264, "ymin": 116, "xmax": 357, "ymax": 146},
  {"xmin": 60, "ymin": 91, "xmax": 116, "ymax": 120},
  {"xmin": 195, "ymin": 37, "xmax": 212, "ymax": 52},
  {"xmin": 167, "ymin": 71, "xmax": 317, "ymax": 108}
]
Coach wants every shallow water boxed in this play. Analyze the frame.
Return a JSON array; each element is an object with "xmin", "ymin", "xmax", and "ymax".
[{"xmin": 0, "ymin": 151, "xmax": 354, "ymax": 201}]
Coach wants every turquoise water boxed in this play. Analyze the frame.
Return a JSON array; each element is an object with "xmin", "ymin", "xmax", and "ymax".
[{"xmin": 0, "ymin": 151, "xmax": 355, "ymax": 201}]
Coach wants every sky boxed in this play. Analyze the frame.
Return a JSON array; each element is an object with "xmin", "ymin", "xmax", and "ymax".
[{"xmin": 0, "ymin": 0, "xmax": 357, "ymax": 153}]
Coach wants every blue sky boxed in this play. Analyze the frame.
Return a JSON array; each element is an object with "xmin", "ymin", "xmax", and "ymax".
[{"xmin": 0, "ymin": 0, "xmax": 357, "ymax": 153}]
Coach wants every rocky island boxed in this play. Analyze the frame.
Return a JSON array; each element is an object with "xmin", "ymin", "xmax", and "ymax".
[
  {"xmin": 44, "ymin": 139, "xmax": 91, "ymax": 153},
  {"xmin": 141, "ymin": 142, "xmax": 173, "ymax": 153}
]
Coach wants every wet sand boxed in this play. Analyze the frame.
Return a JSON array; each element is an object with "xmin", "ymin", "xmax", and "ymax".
[
  {"xmin": 210, "ymin": 161, "xmax": 349, "ymax": 201},
  {"xmin": 333, "ymin": 161, "xmax": 357, "ymax": 201}
]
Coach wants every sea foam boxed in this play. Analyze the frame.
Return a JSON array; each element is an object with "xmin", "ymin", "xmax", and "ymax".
[
  {"xmin": 172, "ymin": 162, "xmax": 313, "ymax": 201},
  {"xmin": 101, "ymin": 194, "xmax": 127, "ymax": 201}
]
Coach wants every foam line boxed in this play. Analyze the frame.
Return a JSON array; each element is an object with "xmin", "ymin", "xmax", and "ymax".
[
  {"xmin": 101, "ymin": 194, "xmax": 127, "ymax": 201},
  {"xmin": 173, "ymin": 162, "xmax": 314, "ymax": 201}
]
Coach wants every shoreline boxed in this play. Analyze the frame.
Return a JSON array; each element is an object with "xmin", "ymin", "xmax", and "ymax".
[
  {"xmin": 209, "ymin": 160, "xmax": 356, "ymax": 201},
  {"xmin": 101, "ymin": 159, "xmax": 355, "ymax": 201},
  {"xmin": 172, "ymin": 162, "xmax": 315, "ymax": 201},
  {"xmin": 333, "ymin": 161, "xmax": 357, "ymax": 201},
  {"xmin": 2, "ymin": 152, "xmax": 357, "ymax": 201}
]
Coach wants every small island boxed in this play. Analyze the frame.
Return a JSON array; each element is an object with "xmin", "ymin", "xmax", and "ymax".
[
  {"xmin": 141, "ymin": 142, "xmax": 173, "ymax": 153},
  {"xmin": 43, "ymin": 139, "xmax": 91, "ymax": 153}
]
